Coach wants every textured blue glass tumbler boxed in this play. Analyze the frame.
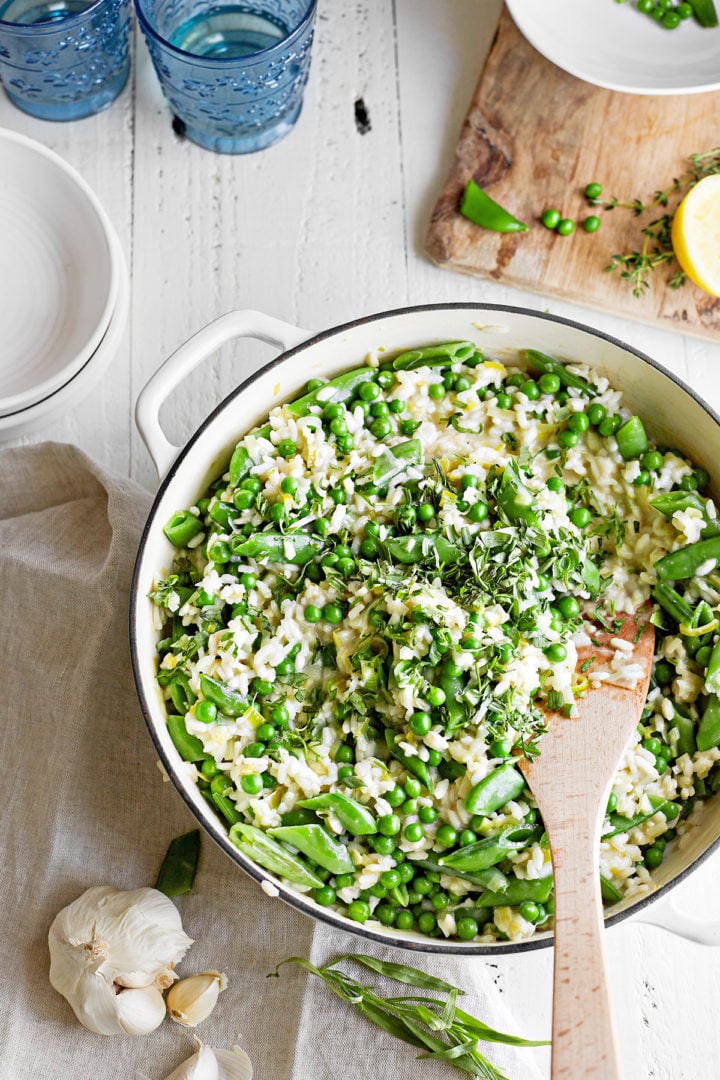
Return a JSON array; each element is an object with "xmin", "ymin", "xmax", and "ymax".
[
  {"xmin": 0, "ymin": 0, "xmax": 130, "ymax": 120},
  {"xmin": 135, "ymin": 0, "xmax": 316, "ymax": 153}
]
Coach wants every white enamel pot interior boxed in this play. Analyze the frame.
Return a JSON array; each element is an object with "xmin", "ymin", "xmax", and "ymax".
[{"xmin": 131, "ymin": 302, "xmax": 720, "ymax": 954}]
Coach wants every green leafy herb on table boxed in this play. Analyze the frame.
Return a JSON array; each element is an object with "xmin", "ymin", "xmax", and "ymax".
[
  {"xmin": 155, "ymin": 828, "xmax": 201, "ymax": 898},
  {"xmin": 273, "ymin": 954, "xmax": 548, "ymax": 1078},
  {"xmin": 600, "ymin": 147, "xmax": 720, "ymax": 296}
]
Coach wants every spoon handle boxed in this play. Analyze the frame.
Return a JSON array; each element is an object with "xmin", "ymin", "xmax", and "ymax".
[{"xmin": 549, "ymin": 806, "xmax": 622, "ymax": 1080}]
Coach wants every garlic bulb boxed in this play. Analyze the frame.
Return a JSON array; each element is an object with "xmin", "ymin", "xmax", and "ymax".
[
  {"xmin": 164, "ymin": 1044, "xmax": 252, "ymax": 1080},
  {"xmin": 48, "ymin": 885, "xmax": 193, "ymax": 1035},
  {"xmin": 166, "ymin": 971, "xmax": 227, "ymax": 1027}
]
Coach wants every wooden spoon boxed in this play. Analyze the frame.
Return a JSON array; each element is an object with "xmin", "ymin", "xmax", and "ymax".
[{"xmin": 518, "ymin": 604, "xmax": 655, "ymax": 1079}]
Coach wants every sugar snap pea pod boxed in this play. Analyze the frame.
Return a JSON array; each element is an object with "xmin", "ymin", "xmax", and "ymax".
[
  {"xmin": 495, "ymin": 461, "xmax": 541, "ymax": 528},
  {"xmin": 600, "ymin": 875, "xmax": 622, "ymax": 903},
  {"xmin": 704, "ymin": 637, "xmax": 720, "ymax": 695},
  {"xmin": 384, "ymin": 730, "xmax": 434, "ymax": 792},
  {"xmin": 615, "ymin": 416, "xmax": 649, "ymax": 461},
  {"xmin": 373, "ymin": 439, "xmax": 423, "ymax": 485},
  {"xmin": 391, "ymin": 341, "xmax": 476, "ymax": 370},
  {"xmin": 199, "ymin": 673, "xmax": 248, "ymax": 718},
  {"xmin": 285, "ymin": 365, "xmax": 376, "ymax": 417},
  {"xmin": 438, "ymin": 824, "xmax": 541, "ymax": 872},
  {"xmin": 460, "ymin": 179, "xmax": 529, "ymax": 234},
  {"xmin": 650, "ymin": 492, "xmax": 720, "ymax": 538},
  {"xmin": 389, "ymin": 883, "xmax": 409, "ymax": 908},
  {"xmin": 163, "ymin": 510, "xmax": 203, "ymax": 548},
  {"xmin": 228, "ymin": 444, "xmax": 253, "ymax": 487},
  {"xmin": 167, "ymin": 714, "xmax": 207, "ymax": 762},
  {"xmin": 155, "ymin": 829, "xmax": 201, "ymax": 898},
  {"xmin": 697, "ymin": 693, "xmax": 720, "ymax": 751},
  {"xmin": 652, "ymin": 583, "xmax": 694, "ymax": 625},
  {"xmin": 602, "ymin": 796, "xmax": 677, "ymax": 838},
  {"xmin": 464, "ymin": 763, "xmax": 526, "ymax": 816},
  {"xmin": 440, "ymin": 671, "xmax": 467, "ymax": 737},
  {"xmin": 281, "ymin": 808, "xmax": 321, "ymax": 827},
  {"xmin": 212, "ymin": 791, "xmax": 242, "ymax": 826},
  {"xmin": 229, "ymin": 531, "xmax": 324, "ymax": 565},
  {"xmin": 655, "ymin": 536, "xmax": 720, "ymax": 582},
  {"xmin": 268, "ymin": 824, "xmax": 355, "ymax": 875},
  {"xmin": 680, "ymin": 600, "xmax": 717, "ymax": 658},
  {"xmin": 689, "ymin": 0, "xmax": 718, "ymax": 26},
  {"xmin": 670, "ymin": 706, "xmax": 696, "ymax": 758},
  {"xmin": 230, "ymin": 823, "xmax": 325, "ymax": 888},
  {"xmin": 298, "ymin": 792, "xmax": 377, "ymax": 836},
  {"xmin": 464, "ymin": 874, "xmax": 553, "ymax": 909},
  {"xmin": 384, "ymin": 533, "xmax": 463, "ymax": 566},
  {"xmin": 523, "ymin": 349, "xmax": 598, "ymax": 398},
  {"xmin": 414, "ymin": 857, "xmax": 508, "ymax": 893}
]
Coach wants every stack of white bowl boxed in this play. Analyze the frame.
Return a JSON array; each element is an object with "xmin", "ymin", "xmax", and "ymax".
[{"xmin": 0, "ymin": 128, "xmax": 128, "ymax": 439}]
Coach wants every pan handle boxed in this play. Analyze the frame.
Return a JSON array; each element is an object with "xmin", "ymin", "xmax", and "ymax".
[
  {"xmin": 135, "ymin": 310, "xmax": 309, "ymax": 479},
  {"xmin": 631, "ymin": 895, "xmax": 720, "ymax": 946}
]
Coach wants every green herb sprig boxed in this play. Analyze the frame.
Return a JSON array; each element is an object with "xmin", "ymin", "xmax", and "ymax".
[
  {"xmin": 601, "ymin": 147, "xmax": 720, "ymax": 296},
  {"xmin": 273, "ymin": 954, "xmax": 548, "ymax": 1079}
]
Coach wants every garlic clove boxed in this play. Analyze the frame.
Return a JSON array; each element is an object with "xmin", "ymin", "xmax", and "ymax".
[
  {"xmin": 48, "ymin": 885, "xmax": 193, "ymax": 1034},
  {"xmin": 163, "ymin": 1043, "xmax": 220, "ymax": 1080},
  {"xmin": 166, "ymin": 971, "xmax": 228, "ymax": 1027},
  {"xmin": 215, "ymin": 1047, "xmax": 253, "ymax": 1080},
  {"xmin": 115, "ymin": 984, "xmax": 167, "ymax": 1036}
]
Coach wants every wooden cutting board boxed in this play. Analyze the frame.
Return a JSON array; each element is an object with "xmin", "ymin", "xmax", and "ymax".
[{"xmin": 426, "ymin": 6, "xmax": 720, "ymax": 341}]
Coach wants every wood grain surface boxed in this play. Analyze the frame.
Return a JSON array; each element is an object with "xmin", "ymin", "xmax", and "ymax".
[{"xmin": 426, "ymin": 7, "xmax": 720, "ymax": 342}]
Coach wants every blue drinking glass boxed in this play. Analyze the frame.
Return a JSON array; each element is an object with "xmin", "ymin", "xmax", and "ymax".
[
  {"xmin": 0, "ymin": 0, "xmax": 130, "ymax": 120},
  {"xmin": 134, "ymin": 0, "xmax": 317, "ymax": 154}
]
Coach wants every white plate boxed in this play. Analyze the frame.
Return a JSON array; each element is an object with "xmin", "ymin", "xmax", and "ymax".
[
  {"xmin": 506, "ymin": 0, "xmax": 720, "ymax": 95},
  {"xmin": 0, "ymin": 228, "xmax": 128, "ymax": 440},
  {"xmin": 0, "ymin": 129, "xmax": 119, "ymax": 416}
]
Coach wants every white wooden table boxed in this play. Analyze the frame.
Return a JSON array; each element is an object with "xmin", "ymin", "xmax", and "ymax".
[{"xmin": 2, "ymin": 2, "xmax": 719, "ymax": 1076}]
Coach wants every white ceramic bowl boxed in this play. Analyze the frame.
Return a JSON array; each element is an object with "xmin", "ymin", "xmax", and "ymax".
[
  {"xmin": 507, "ymin": 0, "xmax": 720, "ymax": 95},
  {"xmin": 131, "ymin": 304, "xmax": 720, "ymax": 953},
  {"xmin": 0, "ymin": 128, "xmax": 119, "ymax": 417},
  {"xmin": 0, "ymin": 229, "xmax": 129, "ymax": 441}
]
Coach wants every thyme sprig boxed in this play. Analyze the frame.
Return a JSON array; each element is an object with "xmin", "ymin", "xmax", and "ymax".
[
  {"xmin": 602, "ymin": 146, "xmax": 720, "ymax": 296},
  {"xmin": 273, "ymin": 954, "xmax": 547, "ymax": 1079}
]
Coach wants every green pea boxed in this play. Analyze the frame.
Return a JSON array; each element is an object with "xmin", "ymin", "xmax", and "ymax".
[
  {"xmin": 644, "ymin": 845, "xmax": 664, "ymax": 869},
  {"xmin": 278, "ymin": 439, "xmax": 297, "ymax": 458},
  {"xmin": 270, "ymin": 705, "xmax": 290, "ymax": 727},
  {"xmin": 334, "ymin": 873, "xmax": 355, "ymax": 889},
  {"xmin": 456, "ymin": 916, "xmax": 479, "ymax": 940},
  {"xmin": 403, "ymin": 822, "xmax": 424, "ymax": 843},
  {"xmin": 256, "ymin": 723, "xmax": 276, "ymax": 742},
  {"xmin": 520, "ymin": 901, "xmax": 540, "ymax": 922},
  {"xmin": 399, "ymin": 418, "xmax": 421, "ymax": 436},
  {"xmin": 233, "ymin": 489, "xmax": 255, "ymax": 511},
  {"xmin": 385, "ymin": 785, "xmax": 405, "ymax": 808},
  {"xmin": 558, "ymin": 429, "xmax": 579, "ymax": 449},
  {"xmin": 598, "ymin": 414, "xmax": 622, "ymax": 437},
  {"xmin": 584, "ymin": 182, "xmax": 603, "ymax": 200},
  {"xmin": 583, "ymin": 215, "xmax": 601, "ymax": 233},
  {"xmin": 426, "ymin": 686, "xmax": 446, "ymax": 707},
  {"xmin": 323, "ymin": 603, "xmax": 343, "ymax": 624},
  {"xmin": 557, "ymin": 595, "xmax": 580, "ymax": 619},
  {"xmin": 195, "ymin": 700, "xmax": 217, "ymax": 724},
  {"xmin": 495, "ymin": 392, "xmax": 512, "ymax": 410},
  {"xmin": 427, "ymin": 749, "xmax": 443, "ymax": 767},
  {"xmin": 404, "ymin": 777, "xmax": 422, "ymax": 799},
  {"xmin": 378, "ymin": 813, "xmax": 401, "ymax": 836},
  {"xmin": 642, "ymin": 450, "xmax": 664, "ymax": 471},
  {"xmin": 419, "ymin": 805, "xmax": 438, "ymax": 824},
  {"xmin": 557, "ymin": 218, "xmax": 575, "ymax": 236},
  {"xmin": 417, "ymin": 912, "xmax": 437, "ymax": 934},
  {"xmin": 335, "ymin": 743, "xmax": 354, "ymax": 764},
  {"xmin": 408, "ymin": 712, "xmax": 431, "ymax": 737},
  {"xmin": 468, "ymin": 500, "xmax": 489, "ymax": 523},
  {"xmin": 396, "ymin": 910, "xmax": 414, "ymax": 930},
  {"xmin": 315, "ymin": 885, "xmax": 337, "ymax": 906},
  {"xmin": 417, "ymin": 503, "xmax": 435, "ymax": 522},
  {"xmin": 521, "ymin": 379, "xmax": 540, "ymax": 400},
  {"xmin": 240, "ymin": 773, "xmax": 263, "ymax": 795},
  {"xmin": 371, "ymin": 835, "xmax": 396, "ymax": 855},
  {"xmin": 545, "ymin": 643, "xmax": 567, "ymax": 663},
  {"xmin": 435, "ymin": 824, "xmax": 458, "ymax": 848},
  {"xmin": 541, "ymin": 208, "xmax": 561, "ymax": 229},
  {"xmin": 568, "ymin": 412, "xmax": 590, "ymax": 433},
  {"xmin": 459, "ymin": 828, "xmax": 477, "ymax": 847},
  {"xmin": 538, "ymin": 373, "xmax": 561, "ymax": 394},
  {"xmin": 643, "ymin": 737, "xmax": 662, "ymax": 756},
  {"xmin": 431, "ymin": 890, "xmax": 449, "ymax": 910},
  {"xmin": 489, "ymin": 737, "xmax": 512, "ymax": 758},
  {"xmin": 200, "ymin": 758, "xmax": 220, "ymax": 778},
  {"xmin": 268, "ymin": 503, "xmax": 286, "ymax": 524},
  {"xmin": 252, "ymin": 678, "xmax": 274, "ymax": 697},
  {"xmin": 347, "ymin": 900, "xmax": 371, "ymax": 923},
  {"xmin": 370, "ymin": 418, "xmax": 392, "ymax": 439},
  {"xmin": 370, "ymin": 401, "xmax": 390, "ymax": 419},
  {"xmin": 587, "ymin": 402, "xmax": 607, "ymax": 426},
  {"xmin": 570, "ymin": 506, "xmax": 591, "ymax": 528},
  {"xmin": 244, "ymin": 741, "xmax": 266, "ymax": 758},
  {"xmin": 633, "ymin": 470, "xmax": 651, "ymax": 487},
  {"xmin": 336, "ymin": 435, "xmax": 355, "ymax": 454}
]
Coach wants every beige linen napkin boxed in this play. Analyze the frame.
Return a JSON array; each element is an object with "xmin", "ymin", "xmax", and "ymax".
[{"xmin": 0, "ymin": 443, "xmax": 547, "ymax": 1080}]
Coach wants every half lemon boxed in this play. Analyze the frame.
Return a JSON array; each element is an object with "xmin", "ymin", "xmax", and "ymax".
[{"xmin": 671, "ymin": 173, "xmax": 720, "ymax": 297}]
